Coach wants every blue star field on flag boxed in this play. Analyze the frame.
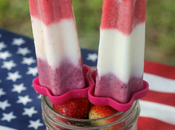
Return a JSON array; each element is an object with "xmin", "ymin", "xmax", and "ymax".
[{"xmin": 0, "ymin": 28, "xmax": 98, "ymax": 130}]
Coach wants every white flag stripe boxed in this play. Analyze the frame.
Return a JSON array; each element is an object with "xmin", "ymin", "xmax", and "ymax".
[
  {"xmin": 0, "ymin": 125, "xmax": 18, "ymax": 130},
  {"xmin": 143, "ymin": 73, "xmax": 175, "ymax": 93},
  {"xmin": 140, "ymin": 100, "xmax": 175, "ymax": 126}
]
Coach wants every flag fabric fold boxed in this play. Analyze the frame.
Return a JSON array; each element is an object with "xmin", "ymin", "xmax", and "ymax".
[{"xmin": 0, "ymin": 28, "xmax": 175, "ymax": 130}]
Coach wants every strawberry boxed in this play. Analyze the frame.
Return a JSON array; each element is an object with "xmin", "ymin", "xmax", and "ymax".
[
  {"xmin": 89, "ymin": 105, "xmax": 125, "ymax": 130},
  {"xmin": 53, "ymin": 98, "xmax": 92, "ymax": 119}
]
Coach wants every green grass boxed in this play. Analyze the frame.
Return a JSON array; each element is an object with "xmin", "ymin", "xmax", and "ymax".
[
  {"xmin": 0, "ymin": 0, "xmax": 175, "ymax": 66},
  {"xmin": 145, "ymin": 0, "xmax": 175, "ymax": 66}
]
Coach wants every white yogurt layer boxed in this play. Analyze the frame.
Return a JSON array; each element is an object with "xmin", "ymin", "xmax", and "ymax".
[
  {"xmin": 97, "ymin": 23, "xmax": 145, "ymax": 83},
  {"xmin": 30, "ymin": 17, "xmax": 81, "ymax": 68}
]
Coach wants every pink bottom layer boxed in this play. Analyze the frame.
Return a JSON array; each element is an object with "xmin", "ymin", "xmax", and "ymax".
[
  {"xmin": 37, "ymin": 58, "xmax": 85, "ymax": 96},
  {"xmin": 95, "ymin": 73, "xmax": 143, "ymax": 103}
]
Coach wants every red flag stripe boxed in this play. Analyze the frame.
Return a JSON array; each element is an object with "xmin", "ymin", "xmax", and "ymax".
[
  {"xmin": 141, "ymin": 90, "xmax": 175, "ymax": 107},
  {"xmin": 138, "ymin": 117, "xmax": 175, "ymax": 130},
  {"xmin": 144, "ymin": 61, "xmax": 175, "ymax": 80}
]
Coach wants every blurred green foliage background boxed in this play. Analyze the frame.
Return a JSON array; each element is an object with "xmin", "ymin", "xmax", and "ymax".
[{"xmin": 0, "ymin": 0, "xmax": 175, "ymax": 66}]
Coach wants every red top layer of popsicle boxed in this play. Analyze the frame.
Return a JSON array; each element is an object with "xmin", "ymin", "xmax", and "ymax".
[
  {"xmin": 29, "ymin": 0, "xmax": 74, "ymax": 25},
  {"xmin": 100, "ymin": 0, "xmax": 146, "ymax": 35}
]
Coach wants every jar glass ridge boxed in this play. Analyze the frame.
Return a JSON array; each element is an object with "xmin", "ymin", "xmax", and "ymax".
[{"xmin": 41, "ymin": 96, "xmax": 140, "ymax": 130}]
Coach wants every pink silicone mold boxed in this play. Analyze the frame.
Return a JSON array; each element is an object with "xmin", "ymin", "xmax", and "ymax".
[
  {"xmin": 33, "ymin": 65, "xmax": 94, "ymax": 105},
  {"xmin": 88, "ymin": 70, "xmax": 149, "ymax": 112},
  {"xmin": 33, "ymin": 65, "xmax": 149, "ymax": 111}
]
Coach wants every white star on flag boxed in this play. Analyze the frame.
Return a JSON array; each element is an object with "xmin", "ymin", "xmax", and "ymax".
[
  {"xmin": 87, "ymin": 53, "xmax": 98, "ymax": 62},
  {"xmin": 1, "ymin": 112, "xmax": 16, "ymax": 122},
  {"xmin": 1, "ymin": 60, "xmax": 16, "ymax": 70},
  {"xmin": 0, "ymin": 42, "xmax": 6, "ymax": 50},
  {"xmin": 12, "ymin": 83, "xmax": 27, "ymax": 94},
  {"xmin": 0, "ymin": 51, "xmax": 11, "ymax": 60},
  {"xmin": 0, "ymin": 100, "xmax": 11, "ymax": 110},
  {"xmin": 12, "ymin": 38, "xmax": 25, "ymax": 46},
  {"xmin": 22, "ymin": 57, "xmax": 36, "ymax": 65},
  {"xmin": 17, "ymin": 95, "xmax": 32, "ymax": 105},
  {"xmin": 17, "ymin": 47, "xmax": 30, "ymax": 56},
  {"xmin": 28, "ymin": 119, "xmax": 44, "ymax": 130},
  {"xmin": 27, "ymin": 67, "xmax": 38, "ymax": 76},
  {"xmin": 22, "ymin": 107, "xmax": 38, "ymax": 117},
  {"xmin": 37, "ymin": 94, "xmax": 41, "ymax": 99},
  {"xmin": 6, "ymin": 71, "xmax": 22, "ymax": 82},
  {"xmin": 0, "ymin": 88, "xmax": 6, "ymax": 97}
]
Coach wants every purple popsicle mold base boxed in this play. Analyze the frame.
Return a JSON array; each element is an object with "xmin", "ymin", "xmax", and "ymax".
[{"xmin": 33, "ymin": 65, "xmax": 149, "ymax": 111}]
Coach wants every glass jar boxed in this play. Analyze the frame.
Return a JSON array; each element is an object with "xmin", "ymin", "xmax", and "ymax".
[{"xmin": 41, "ymin": 96, "xmax": 140, "ymax": 130}]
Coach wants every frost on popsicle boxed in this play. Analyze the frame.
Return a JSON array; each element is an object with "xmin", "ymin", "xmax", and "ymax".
[
  {"xmin": 95, "ymin": 0, "xmax": 146, "ymax": 103},
  {"xmin": 29, "ymin": 0, "xmax": 85, "ymax": 95}
]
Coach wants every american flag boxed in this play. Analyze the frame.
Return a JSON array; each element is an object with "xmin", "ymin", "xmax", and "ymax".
[
  {"xmin": 0, "ymin": 28, "xmax": 175, "ymax": 130},
  {"xmin": 139, "ymin": 61, "xmax": 175, "ymax": 130}
]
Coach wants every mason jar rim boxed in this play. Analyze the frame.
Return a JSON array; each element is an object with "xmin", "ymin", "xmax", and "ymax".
[{"xmin": 41, "ymin": 95, "xmax": 140, "ymax": 129}]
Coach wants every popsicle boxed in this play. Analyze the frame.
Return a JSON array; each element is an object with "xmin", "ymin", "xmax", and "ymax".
[
  {"xmin": 29, "ymin": 0, "xmax": 85, "ymax": 96},
  {"xmin": 95, "ymin": 0, "xmax": 146, "ymax": 103}
]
